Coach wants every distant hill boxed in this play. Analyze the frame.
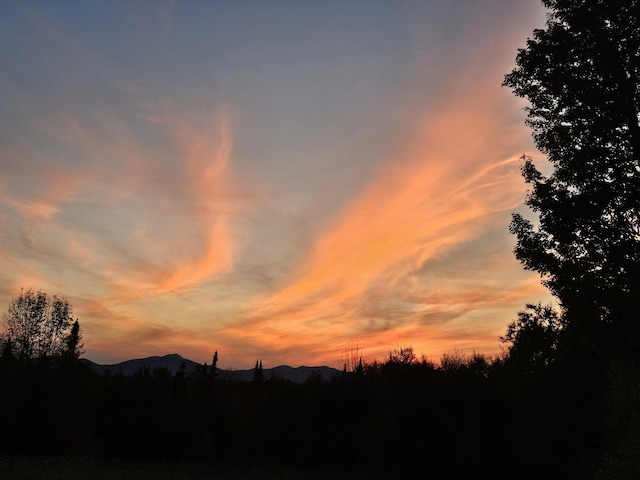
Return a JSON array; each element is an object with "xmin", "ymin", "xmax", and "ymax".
[
  {"xmin": 81, "ymin": 353, "xmax": 201, "ymax": 376},
  {"xmin": 81, "ymin": 354, "xmax": 341, "ymax": 383}
]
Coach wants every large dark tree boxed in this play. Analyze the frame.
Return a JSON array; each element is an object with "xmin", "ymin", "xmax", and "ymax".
[{"xmin": 504, "ymin": 0, "xmax": 640, "ymax": 356}]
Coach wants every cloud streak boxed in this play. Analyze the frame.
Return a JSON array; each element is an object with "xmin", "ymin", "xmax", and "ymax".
[
  {"xmin": 147, "ymin": 111, "xmax": 237, "ymax": 294},
  {"xmin": 229, "ymin": 60, "xmax": 546, "ymax": 364}
]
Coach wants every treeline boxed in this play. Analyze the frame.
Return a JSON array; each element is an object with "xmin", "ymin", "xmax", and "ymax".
[{"xmin": 0, "ymin": 341, "xmax": 636, "ymax": 479}]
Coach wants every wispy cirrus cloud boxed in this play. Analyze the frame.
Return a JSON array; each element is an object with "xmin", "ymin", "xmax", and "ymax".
[
  {"xmin": 60, "ymin": 106, "xmax": 247, "ymax": 355},
  {"xmin": 148, "ymin": 110, "xmax": 237, "ymax": 294},
  {"xmin": 226, "ymin": 65, "xmax": 547, "ymax": 364}
]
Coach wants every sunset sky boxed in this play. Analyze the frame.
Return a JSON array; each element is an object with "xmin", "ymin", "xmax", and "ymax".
[{"xmin": 0, "ymin": 1, "xmax": 553, "ymax": 368}]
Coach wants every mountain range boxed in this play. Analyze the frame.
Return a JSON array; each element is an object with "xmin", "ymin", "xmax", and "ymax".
[{"xmin": 80, "ymin": 353, "xmax": 341, "ymax": 383}]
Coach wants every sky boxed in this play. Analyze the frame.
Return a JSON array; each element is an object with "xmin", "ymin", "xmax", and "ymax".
[{"xmin": 0, "ymin": 0, "xmax": 553, "ymax": 368}]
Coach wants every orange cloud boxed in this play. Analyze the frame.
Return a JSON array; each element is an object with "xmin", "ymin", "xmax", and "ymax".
[
  {"xmin": 76, "ymin": 296, "xmax": 217, "ymax": 364},
  {"xmin": 228, "ymin": 68, "xmax": 544, "ymax": 364},
  {"xmin": 254, "ymin": 98, "xmax": 523, "ymax": 312},
  {"xmin": 150, "ymin": 113, "xmax": 236, "ymax": 293},
  {"xmin": 58, "ymin": 107, "xmax": 239, "ymax": 297},
  {"xmin": 155, "ymin": 218, "xmax": 233, "ymax": 293},
  {"xmin": 0, "ymin": 160, "xmax": 86, "ymax": 222},
  {"xmin": 0, "ymin": 253, "xmax": 50, "ymax": 297}
]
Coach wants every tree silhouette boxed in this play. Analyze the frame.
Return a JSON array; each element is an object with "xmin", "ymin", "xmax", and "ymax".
[
  {"xmin": 388, "ymin": 346, "xmax": 416, "ymax": 366},
  {"xmin": 501, "ymin": 303, "xmax": 564, "ymax": 374},
  {"xmin": 62, "ymin": 319, "xmax": 84, "ymax": 363},
  {"xmin": 209, "ymin": 350, "xmax": 218, "ymax": 379},
  {"xmin": 253, "ymin": 359, "xmax": 264, "ymax": 383},
  {"xmin": 1, "ymin": 289, "xmax": 82, "ymax": 361},
  {"xmin": 503, "ymin": 0, "xmax": 640, "ymax": 356}
]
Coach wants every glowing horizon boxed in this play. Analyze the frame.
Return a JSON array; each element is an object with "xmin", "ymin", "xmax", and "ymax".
[{"xmin": 0, "ymin": 1, "xmax": 552, "ymax": 368}]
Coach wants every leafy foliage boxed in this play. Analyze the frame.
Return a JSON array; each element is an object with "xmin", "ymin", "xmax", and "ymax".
[
  {"xmin": 503, "ymin": 0, "xmax": 640, "ymax": 355},
  {"xmin": 501, "ymin": 303, "xmax": 564, "ymax": 373}
]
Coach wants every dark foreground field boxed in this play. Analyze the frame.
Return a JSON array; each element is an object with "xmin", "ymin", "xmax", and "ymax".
[
  {"xmin": 0, "ymin": 456, "xmax": 373, "ymax": 480},
  {"xmin": 1, "ymin": 352, "xmax": 637, "ymax": 480}
]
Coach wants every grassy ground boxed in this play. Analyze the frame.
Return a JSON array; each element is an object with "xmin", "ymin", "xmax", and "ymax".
[{"xmin": 0, "ymin": 456, "xmax": 375, "ymax": 480}]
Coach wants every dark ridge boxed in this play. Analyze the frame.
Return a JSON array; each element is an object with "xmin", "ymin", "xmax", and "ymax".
[{"xmin": 81, "ymin": 355, "xmax": 341, "ymax": 382}]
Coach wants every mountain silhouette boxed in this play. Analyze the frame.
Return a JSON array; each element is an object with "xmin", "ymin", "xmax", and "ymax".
[{"xmin": 81, "ymin": 353, "xmax": 340, "ymax": 382}]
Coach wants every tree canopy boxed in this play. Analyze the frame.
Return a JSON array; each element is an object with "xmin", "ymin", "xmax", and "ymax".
[
  {"xmin": 501, "ymin": 303, "xmax": 565, "ymax": 373},
  {"xmin": 503, "ymin": 0, "xmax": 640, "ymax": 356},
  {"xmin": 1, "ymin": 289, "xmax": 83, "ymax": 361}
]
